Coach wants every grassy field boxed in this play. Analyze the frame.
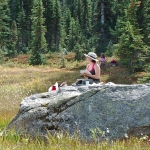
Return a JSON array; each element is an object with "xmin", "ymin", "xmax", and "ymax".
[{"xmin": 0, "ymin": 53, "xmax": 149, "ymax": 149}]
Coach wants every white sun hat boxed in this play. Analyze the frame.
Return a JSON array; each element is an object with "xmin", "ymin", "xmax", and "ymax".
[{"xmin": 84, "ymin": 52, "xmax": 98, "ymax": 61}]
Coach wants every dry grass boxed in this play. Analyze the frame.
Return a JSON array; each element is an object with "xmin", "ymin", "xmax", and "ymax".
[{"xmin": 0, "ymin": 65, "xmax": 81, "ymax": 126}]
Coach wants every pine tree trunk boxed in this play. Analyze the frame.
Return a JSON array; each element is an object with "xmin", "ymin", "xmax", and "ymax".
[{"xmin": 101, "ymin": 1, "xmax": 104, "ymax": 33}]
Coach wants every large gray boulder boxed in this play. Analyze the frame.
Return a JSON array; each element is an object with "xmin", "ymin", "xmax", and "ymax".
[{"xmin": 5, "ymin": 83, "xmax": 150, "ymax": 140}]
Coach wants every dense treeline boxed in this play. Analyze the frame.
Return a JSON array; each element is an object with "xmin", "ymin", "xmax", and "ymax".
[{"xmin": 0, "ymin": 0, "xmax": 150, "ymax": 71}]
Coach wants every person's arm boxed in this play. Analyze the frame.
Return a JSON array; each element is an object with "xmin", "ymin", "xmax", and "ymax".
[
  {"xmin": 99, "ymin": 58, "xmax": 102, "ymax": 62},
  {"xmin": 86, "ymin": 64, "xmax": 89, "ymax": 70},
  {"xmin": 80, "ymin": 64, "xmax": 89, "ymax": 78},
  {"xmin": 81, "ymin": 64, "xmax": 100, "ymax": 79}
]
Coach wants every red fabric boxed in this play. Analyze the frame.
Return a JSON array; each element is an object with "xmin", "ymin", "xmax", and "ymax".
[
  {"xmin": 111, "ymin": 59, "xmax": 116, "ymax": 63},
  {"xmin": 87, "ymin": 63, "xmax": 96, "ymax": 71},
  {"xmin": 51, "ymin": 86, "xmax": 56, "ymax": 90}
]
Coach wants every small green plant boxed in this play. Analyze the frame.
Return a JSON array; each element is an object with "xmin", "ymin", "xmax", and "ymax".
[
  {"xmin": 1, "ymin": 130, "xmax": 22, "ymax": 142},
  {"xmin": 90, "ymin": 127, "xmax": 105, "ymax": 141}
]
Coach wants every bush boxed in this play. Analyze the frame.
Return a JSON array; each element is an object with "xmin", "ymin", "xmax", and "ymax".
[
  {"xmin": 138, "ymin": 73, "xmax": 150, "ymax": 83},
  {"xmin": 0, "ymin": 49, "xmax": 4, "ymax": 63}
]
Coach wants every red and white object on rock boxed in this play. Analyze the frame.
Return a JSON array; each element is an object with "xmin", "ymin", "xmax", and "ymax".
[{"xmin": 48, "ymin": 82, "xmax": 59, "ymax": 92}]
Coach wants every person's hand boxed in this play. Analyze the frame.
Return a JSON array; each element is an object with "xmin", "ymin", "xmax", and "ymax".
[
  {"xmin": 80, "ymin": 73, "xmax": 89, "ymax": 78},
  {"xmin": 80, "ymin": 73, "xmax": 85, "ymax": 76}
]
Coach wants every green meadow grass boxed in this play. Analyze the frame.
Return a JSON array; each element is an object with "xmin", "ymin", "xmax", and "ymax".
[
  {"xmin": 0, "ymin": 131, "xmax": 149, "ymax": 150},
  {"xmin": 0, "ymin": 54, "xmax": 149, "ymax": 149}
]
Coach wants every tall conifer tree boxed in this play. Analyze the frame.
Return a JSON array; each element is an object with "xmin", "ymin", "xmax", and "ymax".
[
  {"xmin": 138, "ymin": 0, "xmax": 150, "ymax": 47},
  {"xmin": 64, "ymin": 8, "xmax": 71, "ymax": 36},
  {"xmin": 8, "ymin": 20, "xmax": 18, "ymax": 56},
  {"xmin": 91, "ymin": 0, "xmax": 112, "ymax": 54},
  {"xmin": 113, "ymin": 0, "xmax": 148, "ymax": 72},
  {"xmin": 75, "ymin": 0, "xmax": 82, "ymax": 25},
  {"xmin": 68, "ymin": 17, "xmax": 76, "ymax": 50},
  {"xmin": 29, "ymin": 0, "xmax": 47, "ymax": 65},
  {"xmin": 0, "ymin": 0, "xmax": 10, "ymax": 53},
  {"xmin": 23, "ymin": 0, "xmax": 33, "ymax": 48},
  {"xmin": 17, "ymin": 1, "xmax": 28, "ymax": 53},
  {"xmin": 43, "ymin": 0, "xmax": 55, "ymax": 50},
  {"xmin": 53, "ymin": 0, "xmax": 62, "ymax": 50},
  {"xmin": 81, "ymin": 0, "xmax": 92, "ymax": 36},
  {"xmin": 9, "ymin": 0, "xmax": 20, "ymax": 21},
  {"xmin": 65, "ymin": 0, "xmax": 77, "ymax": 17}
]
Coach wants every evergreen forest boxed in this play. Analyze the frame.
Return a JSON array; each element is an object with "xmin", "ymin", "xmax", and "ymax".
[{"xmin": 0, "ymin": 0, "xmax": 150, "ymax": 71}]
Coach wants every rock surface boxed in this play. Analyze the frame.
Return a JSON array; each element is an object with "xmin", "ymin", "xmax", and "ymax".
[{"xmin": 6, "ymin": 83, "xmax": 150, "ymax": 140}]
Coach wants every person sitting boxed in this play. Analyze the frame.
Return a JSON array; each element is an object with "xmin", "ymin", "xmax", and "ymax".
[
  {"xmin": 80, "ymin": 52, "xmax": 100, "ymax": 84},
  {"xmin": 99, "ymin": 53, "xmax": 107, "ymax": 67},
  {"xmin": 63, "ymin": 48, "xmax": 68, "ymax": 55},
  {"xmin": 110, "ymin": 59, "xmax": 117, "ymax": 66}
]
